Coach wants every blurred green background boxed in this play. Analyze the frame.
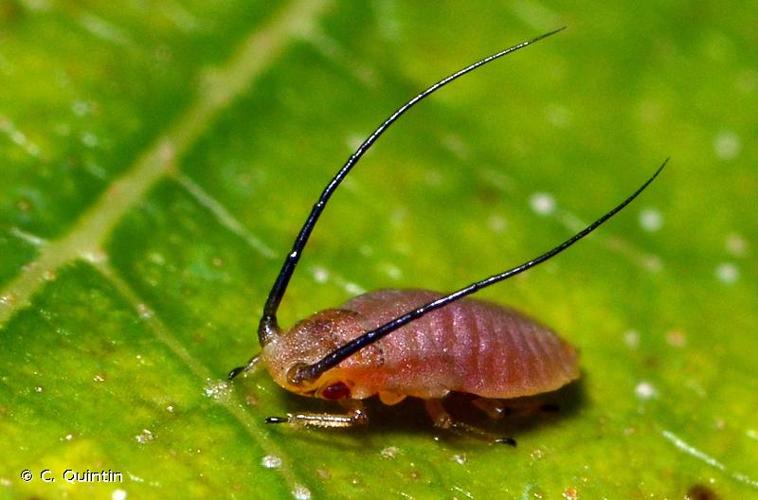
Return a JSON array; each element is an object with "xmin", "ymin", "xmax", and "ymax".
[{"xmin": 0, "ymin": 0, "xmax": 755, "ymax": 498}]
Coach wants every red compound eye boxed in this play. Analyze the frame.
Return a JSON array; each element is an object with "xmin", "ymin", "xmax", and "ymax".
[{"xmin": 321, "ymin": 381, "xmax": 351, "ymax": 400}]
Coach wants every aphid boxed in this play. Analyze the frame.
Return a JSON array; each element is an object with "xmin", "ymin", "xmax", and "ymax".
[{"xmin": 228, "ymin": 28, "xmax": 666, "ymax": 440}]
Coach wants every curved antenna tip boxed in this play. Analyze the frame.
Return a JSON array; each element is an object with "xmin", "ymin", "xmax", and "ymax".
[
  {"xmin": 655, "ymin": 156, "xmax": 670, "ymax": 176},
  {"xmin": 532, "ymin": 26, "xmax": 567, "ymax": 42}
]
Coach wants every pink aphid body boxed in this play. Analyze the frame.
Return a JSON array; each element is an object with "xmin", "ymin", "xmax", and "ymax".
[
  {"xmin": 262, "ymin": 289, "xmax": 578, "ymax": 404},
  {"xmin": 228, "ymin": 28, "xmax": 665, "ymax": 436}
]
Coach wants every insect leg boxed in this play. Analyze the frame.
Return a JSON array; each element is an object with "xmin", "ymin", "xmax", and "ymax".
[
  {"xmin": 424, "ymin": 399, "xmax": 455, "ymax": 428},
  {"xmin": 424, "ymin": 399, "xmax": 517, "ymax": 446},
  {"xmin": 265, "ymin": 400, "xmax": 368, "ymax": 429}
]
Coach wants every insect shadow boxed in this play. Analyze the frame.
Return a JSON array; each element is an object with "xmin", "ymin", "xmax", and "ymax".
[{"xmin": 265, "ymin": 374, "xmax": 586, "ymax": 449}]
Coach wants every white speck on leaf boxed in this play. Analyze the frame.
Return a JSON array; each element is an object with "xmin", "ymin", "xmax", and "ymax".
[
  {"xmin": 382, "ymin": 263, "xmax": 403, "ymax": 280},
  {"xmin": 639, "ymin": 208, "xmax": 663, "ymax": 232},
  {"xmin": 203, "ymin": 379, "xmax": 231, "ymax": 401},
  {"xmin": 635, "ymin": 381, "xmax": 658, "ymax": 400},
  {"xmin": 112, "ymin": 489, "xmax": 127, "ymax": 500},
  {"xmin": 72, "ymin": 100, "xmax": 91, "ymax": 116},
  {"xmin": 147, "ymin": 252, "xmax": 166, "ymax": 266},
  {"xmin": 127, "ymin": 472, "xmax": 144, "ymax": 483},
  {"xmin": 452, "ymin": 485, "xmax": 474, "ymax": 499},
  {"xmin": 344, "ymin": 282, "xmax": 365, "ymax": 295},
  {"xmin": 488, "ymin": 214, "xmax": 507, "ymax": 233},
  {"xmin": 380, "ymin": 446, "xmax": 400, "ymax": 459},
  {"xmin": 715, "ymin": 262, "xmax": 739, "ymax": 284},
  {"xmin": 136, "ymin": 303, "xmax": 153, "ymax": 320},
  {"xmin": 81, "ymin": 132, "xmax": 99, "ymax": 148},
  {"xmin": 261, "ymin": 455, "xmax": 282, "ymax": 469},
  {"xmin": 0, "ymin": 116, "xmax": 41, "ymax": 157},
  {"xmin": 311, "ymin": 265, "xmax": 329, "ymax": 283},
  {"xmin": 292, "ymin": 484, "xmax": 311, "ymax": 500},
  {"xmin": 623, "ymin": 330, "xmax": 640, "ymax": 349},
  {"xmin": 135, "ymin": 429, "xmax": 154, "ymax": 444},
  {"xmin": 713, "ymin": 130, "xmax": 741, "ymax": 160},
  {"xmin": 81, "ymin": 248, "xmax": 107, "ymax": 264},
  {"xmin": 529, "ymin": 192, "xmax": 555, "ymax": 216}
]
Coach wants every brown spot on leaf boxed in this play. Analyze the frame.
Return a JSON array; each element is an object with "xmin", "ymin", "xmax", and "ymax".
[{"xmin": 686, "ymin": 484, "xmax": 719, "ymax": 500}]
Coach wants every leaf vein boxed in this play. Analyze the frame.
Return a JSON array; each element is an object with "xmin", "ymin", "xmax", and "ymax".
[
  {"xmin": 0, "ymin": 0, "xmax": 334, "ymax": 328},
  {"xmin": 175, "ymin": 173, "xmax": 276, "ymax": 258}
]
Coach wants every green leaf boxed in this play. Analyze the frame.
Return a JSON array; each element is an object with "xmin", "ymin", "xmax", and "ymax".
[{"xmin": 1, "ymin": 1, "xmax": 755, "ymax": 498}]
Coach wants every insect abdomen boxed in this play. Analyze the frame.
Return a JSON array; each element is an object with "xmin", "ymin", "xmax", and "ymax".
[{"xmin": 343, "ymin": 289, "xmax": 579, "ymax": 400}]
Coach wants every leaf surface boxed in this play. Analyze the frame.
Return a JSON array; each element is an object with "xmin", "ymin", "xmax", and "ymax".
[{"xmin": 1, "ymin": 1, "xmax": 755, "ymax": 498}]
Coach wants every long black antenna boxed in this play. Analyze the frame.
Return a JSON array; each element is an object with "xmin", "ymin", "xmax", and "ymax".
[
  {"xmin": 256, "ymin": 28, "xmax": 566, "ymax": 346},
  {"xmin": 290, "ymin": 159, "xmax": 668, "ymax": 383}
]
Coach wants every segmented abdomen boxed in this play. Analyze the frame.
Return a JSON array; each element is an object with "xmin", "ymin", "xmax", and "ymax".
[{"xmin": 342, "ymin": 289, "xmax": 579, "ymax": 400}]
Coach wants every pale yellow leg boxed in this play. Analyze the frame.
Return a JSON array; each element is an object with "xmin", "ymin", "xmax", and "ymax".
[
  {"xmin": 424, "ymin": 399, "xmax": 455, "ymax": 429},
  {"xmin": 266, "ymin": 400, "xmax": 368, "ymax": 429}
]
